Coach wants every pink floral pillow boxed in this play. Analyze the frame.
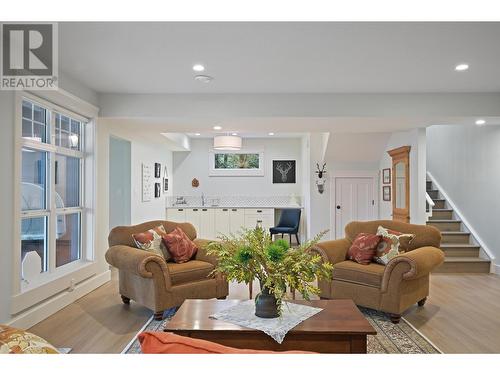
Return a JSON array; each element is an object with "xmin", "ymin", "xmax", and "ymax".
[
  {"xmin": 161, "ymin": 227, "xmax": 198, "ymax": 263},
  {"xmin": 347, "ymin": 233, "xmax": 381, "ymax": 265}
]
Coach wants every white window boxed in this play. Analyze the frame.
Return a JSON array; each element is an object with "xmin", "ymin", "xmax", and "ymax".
[
  {"xmin": 20, "ymin": 97, "xmax": 88, "ymax": 290},
  {"xmin": 209, "ymin": 150, "xmax": 265, "ymax": 176}
]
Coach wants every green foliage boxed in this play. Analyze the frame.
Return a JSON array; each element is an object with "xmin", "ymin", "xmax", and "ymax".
[{"xmin": 207, "ymin": 227, "xmax": 333, "ymax": 315}]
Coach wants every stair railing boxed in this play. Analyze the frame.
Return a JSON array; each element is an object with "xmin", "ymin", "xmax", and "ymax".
[{"xmin": 425, "ymin": 192, "xmax": 435, "ymax": 220}]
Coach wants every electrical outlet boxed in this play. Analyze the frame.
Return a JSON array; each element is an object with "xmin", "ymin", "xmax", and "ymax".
[{"xmin": 68, "ymin": 278, "xmax": 76, "ymax": 292}]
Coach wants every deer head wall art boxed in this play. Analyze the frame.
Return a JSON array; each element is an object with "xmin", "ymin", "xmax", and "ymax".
[
  {"xmin": 272, "ymin": 160, "xmax": 296, "ymax": 184},
  {"xmin": 315, "ymin": 162, "xmax": 327, "ymax": 194}
]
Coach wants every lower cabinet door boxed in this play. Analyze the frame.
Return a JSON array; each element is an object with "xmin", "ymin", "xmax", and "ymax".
[
  {"xmin": 215, "ymin": 208, "xmax": 230, "ymax": 238},
  {"xmin": 185, "ymin": 209, "xmax": 201, "ymax": 235},
  {"xmin": 229, "ymin": 208, "xmax": 246, "ymax": 235},
  {"xmin": 199, "ymin": 208, "xmax": 215, "ymax": 240},
  {"xmin": 166, "ymin": 208, "xmax": 186, "ymax": 223}
]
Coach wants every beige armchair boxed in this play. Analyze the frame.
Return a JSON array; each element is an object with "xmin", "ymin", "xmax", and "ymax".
[
  {"xmin": 312, "ymin": 220, "xmax": 444, "ymax": 323},
  {"xmin": 105, "ymin": 220, "xmax": 228, "ymax": 320}
]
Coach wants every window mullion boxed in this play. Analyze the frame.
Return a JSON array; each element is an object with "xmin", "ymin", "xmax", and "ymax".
[{"xmin": 48, "ymin": 112, "xmax": 57, "ymax": 273}]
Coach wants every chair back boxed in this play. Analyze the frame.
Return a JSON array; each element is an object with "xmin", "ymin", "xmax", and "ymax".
[
  {"xmin": 277, "ymin": 209, "xmax": 301, "ymax": 230},
  {"xmin": 344, "ymin": 220, "xmax": 441, "ymax": 250},
  {"xmin": 108, "ymin": 220, "xmax": 197, "ymax": 247}
]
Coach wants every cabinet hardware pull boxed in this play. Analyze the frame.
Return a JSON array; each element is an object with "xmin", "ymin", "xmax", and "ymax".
[
  {"xmin": 178, "ymin": 209, "xmax": 183, "ymax": 211},
  {"xmin": 232, "ymin": 209, "xmax": 237, "ymax": 211},
  {"xmin": 257, "ymin": 210, "xmax": 262, "ymax": 213},
  {"xmin": 202, "ymin": 209, "xmax": 207, "ymax": 211},
  {"xmin": 222, "ymin": 209, "xmax": 228, "ymax": 211},
  {"xmin": 193, "ymin": 209, "xmax": 198, "ymax": 211}
]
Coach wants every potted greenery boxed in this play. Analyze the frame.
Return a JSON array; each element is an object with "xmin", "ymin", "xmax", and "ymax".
[{"xmin": 207, "ymin": 226, "xmax": 333, "ymax": 318}]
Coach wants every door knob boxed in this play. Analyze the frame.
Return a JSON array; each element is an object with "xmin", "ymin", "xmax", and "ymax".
[{"xmin": 336, "ymin": 205, "xmax": 341, "ymax": 209}]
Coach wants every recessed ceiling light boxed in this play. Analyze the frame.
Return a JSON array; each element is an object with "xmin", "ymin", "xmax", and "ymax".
[
  {"xmin": 475, "ymin": 119, "xmax": 486, "ymax": 126},
  {"xmin": 213, "ymin": 125, "xmax": 222, "ymax": 130},
  {"xmin": 455, "ymin": 63, "xmax": 469, "ymax": 71},
  {"xmin": 268, "ymin": 132, "xmax": 275, "ymax": 136},
  {"xmin": 194, "ymin": 133, "xmax": 201, "ymax": 136},
  {"xmin": 194, "ymin": 75, "xmax": 213, "ymax": 83},
  {"xmin": 192, "ymin": 64, "xmax": 205, "ymax": 72},
  {"xmin": 231, "ymin": 132, "xmax": 238, "ymax": 136}
]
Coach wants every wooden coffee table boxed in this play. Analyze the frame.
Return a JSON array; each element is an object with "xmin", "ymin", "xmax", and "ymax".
[{"xmin": 163, "ymin": 299, "xmax": 376, "ymax": 353}]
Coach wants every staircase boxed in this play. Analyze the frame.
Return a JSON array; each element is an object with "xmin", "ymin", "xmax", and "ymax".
[{"xmin": 426, "ymin": 179, "xmax": 491, "ymax": 273}]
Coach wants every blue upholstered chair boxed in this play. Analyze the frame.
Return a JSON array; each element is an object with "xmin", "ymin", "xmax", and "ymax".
[{"xmin": 270, "ymin": 208, "xmax": 301, "ymax": 245}]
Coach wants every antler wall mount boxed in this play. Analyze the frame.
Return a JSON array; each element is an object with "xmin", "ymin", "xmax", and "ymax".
[{"xmin": 315, "ymin": 163, "xmax": 327, "ymax": 194}]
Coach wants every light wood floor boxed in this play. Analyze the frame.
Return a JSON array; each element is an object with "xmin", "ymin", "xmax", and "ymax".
[{"xmin": 29, "ymin": 271, "xmax": 500, "ymax": 353}]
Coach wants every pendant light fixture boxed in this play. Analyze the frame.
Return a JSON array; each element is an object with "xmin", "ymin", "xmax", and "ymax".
[{"xmin": 213, "ymin": 134, "xmax": 242, "ymax": 150}]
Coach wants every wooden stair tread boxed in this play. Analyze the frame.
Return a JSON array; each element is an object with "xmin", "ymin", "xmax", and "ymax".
[
  {"xmin": 441, "ymin": 231, "xmax": 469, "ymax": 234},
  {"xmin": 441, "ymin": 244, "xmax": 480, "ymax": 248},
  {"xmin": 432, "ymin": 208, "xmax": 453, "ymax": 212},
  {"xmin": 443, "ymin": 257, "xmax": 490, "ymax": 263},
  {"xmin": 427, "ymin": 219, "xmax": 461, "ymax": 223}
]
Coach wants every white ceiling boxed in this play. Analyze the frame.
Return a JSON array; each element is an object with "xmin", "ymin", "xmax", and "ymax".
[{"xmin": 59, "ymin": 22, "xmax": 500, "ymax": 94}]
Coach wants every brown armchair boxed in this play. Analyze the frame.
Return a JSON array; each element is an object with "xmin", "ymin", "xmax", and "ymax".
[
  {"xmin": 312, "ymin": 220, "xmax": 444, "ymax": 323},
  {"xmin": 105, "ymin": 220, "xmax": 229, "ymax": 320}
]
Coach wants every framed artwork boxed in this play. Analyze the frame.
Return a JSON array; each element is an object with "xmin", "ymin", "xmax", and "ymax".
[
  {"xmin": 382, "ymin": 168, "xmax": 391, "ymax": 184},
  {"xmin": 383, "ymin": 186, "xmax": 391, "ymax": 201},
  {"xmin": 154, "ymin": 163, "xmax": 161, "ymax": 178},
  {"xmin": 141, "ymin": 163, "xmax": 152, "ymax": 202},
  {"xmin": 273, "ymin": 160, "xmax": 296, "ymax": 184},
  {"xmin": 163, "ymin": 178, "xmax": 169, "ymax": 192},
  {"xmin": 154, "ymin": 182, "xmax": 161, "ymax": 198}
]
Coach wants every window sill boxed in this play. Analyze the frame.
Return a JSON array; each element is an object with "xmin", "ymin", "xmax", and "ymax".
[{"xmin": 11, "ymin": 260, "xmax": 98, "ymax": 315}]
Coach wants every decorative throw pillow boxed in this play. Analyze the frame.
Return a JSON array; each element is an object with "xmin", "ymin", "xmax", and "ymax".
[
  {"xmin": 138, "ymin": 332, "xmax": 312, "ymax": 354},
  {"xmin": 0, "ymin": 325, "xmax": 59, "ymax": 354},
  {"xmin": 374, "ymin": 226, "xmax": 415, "ymax": 265},
  {"xmin": 161, "ymin": 227, "xmax": 198, "ymax": 263},
  {"xmin": 132, "ymin": 225, "xmax": 171, "ymax": 260},
  {"xmin": 347, "ymin": 233, "xmax": 381, "ymax": 265}
]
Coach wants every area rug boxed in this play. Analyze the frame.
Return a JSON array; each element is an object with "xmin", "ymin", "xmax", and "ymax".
[{"xmin": 123, "ymin": 306, "xmax": 441, "ymax": 354}]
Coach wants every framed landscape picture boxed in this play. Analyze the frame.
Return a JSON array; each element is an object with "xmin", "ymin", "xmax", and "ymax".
[
  {"xmin": 273, "ymin": 160, "xmax": 296, "ymax": 183},
  {"xmin": 383, "ymin": 186, "xmax": 391, "ymax": 201},
  {"xmin": 382, "ymin": 168, "xmax": 391, "ymax": 184}
]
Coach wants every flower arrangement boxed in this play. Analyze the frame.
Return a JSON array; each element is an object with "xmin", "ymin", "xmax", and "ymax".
[{"xmin": 207, "ymin": 226, "xmax": 333, "ymax": 317}]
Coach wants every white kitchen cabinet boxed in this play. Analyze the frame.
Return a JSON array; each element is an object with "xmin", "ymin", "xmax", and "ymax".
[
  {"xmin": 185, "ymin": 208, "xmax": 201, "ymax": 234},
  {"xmin": 199, "ymin": 208, "xmax": 215, "ymax": 239},
  {"xmin": 244, "ymin": 208, "xmax": 275, "ymax": 231},
  {"xmin": 214, "ymin": 208, "xmax": 230, "ymax": 238},
  {"xmin": 229, "ymin": 208, "xmax": 246, "ymax": 234},
  {"xmin": 166, "ymin": 208, "xmax": 186, "ymax": 223}
]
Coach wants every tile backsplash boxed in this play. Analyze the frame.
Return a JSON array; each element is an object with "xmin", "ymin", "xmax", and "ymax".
[{"xmin": 167, "ymin": 195, "xmax": 302, "ymax": 208}]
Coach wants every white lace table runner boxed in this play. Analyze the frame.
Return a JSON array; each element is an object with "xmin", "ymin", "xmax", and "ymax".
[{"xmin": 209, "ymin": 300, "xmax": 322, "ymax": 344}]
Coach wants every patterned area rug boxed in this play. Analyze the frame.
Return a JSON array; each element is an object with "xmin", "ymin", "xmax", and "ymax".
[{"xmin": 123, "ymin": 306, "xmax": 441, "ymax": 354}]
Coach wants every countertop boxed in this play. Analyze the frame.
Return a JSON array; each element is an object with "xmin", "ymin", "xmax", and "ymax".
[{"xmin": 166, "ymin": 205, "xmax": 303, "ymax": 209}]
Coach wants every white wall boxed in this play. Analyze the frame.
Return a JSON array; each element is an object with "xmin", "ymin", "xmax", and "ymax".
[
  {"xmin": 0, "ymin": 91, "xmax": 16, "ymax": 325},
  {"xmin": 427, "ymin": 124, "xmax": 499, "ymax": 269},
  {"xmin": 379, "ymin": 128, "xmax": 427, "ymax": 224},
  {"xmin": 98, "ymin": 120, "xmax": 174, "ymax": 227},
  {"xmin": 172, "ymin": 138, "xmax": 302, "ymax": 197}
]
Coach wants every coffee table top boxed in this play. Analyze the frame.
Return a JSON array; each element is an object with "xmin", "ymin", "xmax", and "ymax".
[{"xmin": 164, "ymin": 299, "xmax": 376, "ymax": 336}]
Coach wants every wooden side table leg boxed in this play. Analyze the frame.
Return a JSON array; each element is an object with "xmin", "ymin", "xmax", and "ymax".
[{"xmin": 249, "ymin": 280, "xmax": 253, "ymax": 299}]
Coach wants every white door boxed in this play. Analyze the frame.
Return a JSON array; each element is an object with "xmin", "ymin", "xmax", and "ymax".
[{"xmin": 335, "ymin": 177, "xmax": 375, "ymax": 238}]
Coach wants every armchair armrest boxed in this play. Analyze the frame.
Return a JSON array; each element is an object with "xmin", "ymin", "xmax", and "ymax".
[
  {"xmin": 193, "ymin": 238, "xmax": 219, "ymax": 266},
  {"xmin": 310, "ymin": 238, "xmax": 351, "ymax": 265},
  {"xmin": 105, "ymin": 245, "xmax": 170, "ymax": 279},
  {"xmin": 381, "ymin": 246, "xmax": 444, "ymax": 292}
]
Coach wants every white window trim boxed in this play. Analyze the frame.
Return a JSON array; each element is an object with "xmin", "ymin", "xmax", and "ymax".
[
  {"xmin": 208, "ymin": 149, "xmax": 265, "ymax": 176},
  {"xmin": 11, "ymin": 90, "xmax": 98, "ymax": 313}
]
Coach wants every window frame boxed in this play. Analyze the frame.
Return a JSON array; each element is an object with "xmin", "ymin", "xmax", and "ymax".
[
  {"xmin": 208, "ymin": 149, "xmax": 265, "ymax": 176},
  {"xmin": 14, "ymin": 91, "xmax": 94, "ymax": 300}
]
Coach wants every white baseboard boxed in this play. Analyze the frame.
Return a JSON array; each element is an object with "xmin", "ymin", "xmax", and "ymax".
[
  {"xmin": 493, "ymin": 263, "xmax": 500, "ymax": 275},
  {"xmin": 427, "ymin": 172, "xmax": 496, "ymax": 264},
  {"xmin": 6, "ymin": 270, "xmax": 111, "ymax": 329}
]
